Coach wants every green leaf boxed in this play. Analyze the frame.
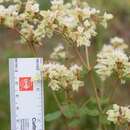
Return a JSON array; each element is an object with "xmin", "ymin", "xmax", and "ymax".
[
  {"xmin": 99, "ymin": 114, "xmax": 110, "ymax": 125},
  {"xmin": 45, "ymin": 111, "xmax": 61, "ymax": 122},
  {"xmin": 123, "ymin": 76, "xmax": 130, "ymax": 82},
  {"xmin": 63, "ymin": 104, "xmax": 78, "ymax": 118},
  {"xmin": 79, "ymin": 106, "xmax": 99, "ymax": 117},
  {"xmin": 80, "ymin": 66, "xmax": 89, "ymax": 78},
  {"xmin": 100, "ymin": 97, "xmax": 109, "ymax": 105},
  {"xmin": 79, "ymin": 106, "xmax": 88, "ymax": 116},
  {"xmin": 87, "ymin": 98, "xmax": 97, "ymax": 109},
  {"xmin": 68, "ymin": 119, "xmax": 80, "ymax": 127},
  {"xmin": 86, "ymin": 108, "xmax": 99, "ymax": 116},
  {"xmin": 88, "ymin": 97, "xmax": 109, "ymax": 108}
]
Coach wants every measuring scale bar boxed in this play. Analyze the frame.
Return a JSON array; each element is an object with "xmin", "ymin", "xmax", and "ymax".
[{"xmin": 9, "ymin": 58, "xmax": 44, "ymax": 130}]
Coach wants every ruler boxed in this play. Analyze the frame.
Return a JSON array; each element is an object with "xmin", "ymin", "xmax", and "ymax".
[{"xmin": 9, "ymin": 58, "xmax": 44, "ymax": 130}]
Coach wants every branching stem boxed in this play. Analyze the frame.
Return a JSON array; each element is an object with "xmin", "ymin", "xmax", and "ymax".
[
  {"xmin": 8, "ymin": 27, "xmax": 38, "ymax": 56},
  {"xmin": 85, "ymin": 47, "xmax": 102, "ymax": 112}
]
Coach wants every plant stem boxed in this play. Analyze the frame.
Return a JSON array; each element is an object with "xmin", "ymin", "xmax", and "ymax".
[
  {"xmin": 81, "ymin": 99, "xmax": 90, "ymax": 107},
  {"xmin": 52, "ymin": 92, "xmax": 63, "ymax": 111},
  {"xmin": 109, "ymin": 78, "xmax": 120, "ymax": 103},
  {"xmin": 52, "ymin": 92, "xmax": 70, "ymax": 129},
  {"xmin": 90, "ymin": 73, "xmax": 102, "ymax": 112},
  {"xmin": 85, "ymin": 47, "xmax": 91, "ymax": 70},
  {"xmin": 85, "ymin": 47, "xmax": 102, "ymax": 112},
  {"xmin": 55, "ymin": 29, "xmax": 87, "ymax": 68},
  {"xmin": 85, "ymin": 47, "xmax": 103, "ymax": 130},
  {"xmin": 9, "ymin": 27, "xmax": 38, "ymax": 56},
  {"xmin": 73, "ymin": 46, "xmax": 87, "ymax": 67},
  {"xmin": 127, "ymin": 123, "xmax": 130, "ymax": 130},
  {"xmin": 101, "ymin": 82, "xmax": 105, "ymax": 98}
]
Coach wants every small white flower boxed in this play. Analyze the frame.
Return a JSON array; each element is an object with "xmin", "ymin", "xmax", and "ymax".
[
  {"xmin": 72, "ymin": 80, "xmax": 84, "ymax": 91},
  {"xmin": 49, "ymin": 80, "xmax": 61, "ymax": 91},
  {"xmin": 50, "ymin": 44, "xmax": 66, "ymax": 60},
  {"xmin": 107, "ymin": 104, "xmax": 130, "ymax": 125},
  {"xmin": 84, "ymin": 20, "xmax": 91, "ymax": 28},
  {"xmin": 59, "ymin": 15, "xmax": 78, "ymax": 28},
  {"xmin": 0, "ymin": 5, "xmax": 5, "ymax": 16},
  {"xmin": 70, "ymin": 64, "xmax": 82, "ymax": 75},
  {"xmin": 7, "ymin": 5, "xmax": 18, "ymax": 16},
  {"xmin": 42, "ymin": 63, "xmax": 83, "ymax": 91},
  {"xmin": 20, "ymin": 21, "xmax": 34, "ymax": 42},
  {"xmin": 89, "ymin": 8, "xmax": 100, "ymax": 15},
  {"xmin": 31, "ymin": 3, "xmax": 39, "ymax": 13},
  {"xmin": 83, "ymin": 7, "xmax": 100, "ymax": 17},
  {"xmin": 25, "ymin": 1, "xmax": 40, "ymax": 13},
  {"xmin": 110, "ymin": 37, "xmax": 128, "ymax": 50},
  {"xmin": 103, "ymin": 12, "xmax": 113, "ymax": 20},
  {"xmin": 51, "ymin": 0, "xmax": 64, "ymax": 5},
  {"xmin": 95, "ymin": 37, "xmax": 130, "ymax": 81},
  {"xmin": 101, "ymin": 12, "xmax": 113, "ymax": 28}
]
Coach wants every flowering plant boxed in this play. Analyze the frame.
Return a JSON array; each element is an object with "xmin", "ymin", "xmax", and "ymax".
[{"xmin": 1, "ymin": 0, "xmax": 130, "ymax": 130}]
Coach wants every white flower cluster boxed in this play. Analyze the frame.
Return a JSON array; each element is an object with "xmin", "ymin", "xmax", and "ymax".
[
  {"xmin": 41, "ymin": 63, "xmax": 84, "ymax": 91},
  {"xmin": 101, "ymin": 12, "xmax": 113, "ymax": 28},
  {"xmin": 50, "ymin": 44, "xmax": 66, "ymax": 60},
  {"xmin": 0, "ymin": 4, "xmax": 18, "ymax": 16},
  {"xmin": 37, "ymin": 0, "xmax": 113, "ymax": 47},
  {"xmin": 107, "ymin": 104, "xmax": 130, "ymax": 125},
  {"xmin": 20, "ymin": 21, "xmax": 34, "ymax": 43},
  {"xmin": 110, "ymin": 37, "xmax": 128, "ymax": 50},
  {"xmin": 95, "ymin": 37, "xmax": 130, "ymax": 82},
  {"xmin": 0, "ymin": 4, "xmax": 19, "ymax": 27},
  {"xmin": 0, "ymin": 0, "xmax": 40, "ymax": 28},
  {"xmin": 25, "ymin": 0, "xmax": 39, "ymax": 13},
  {"xmin": 0, "ymin": 0, "xmax": 113, "ymax": 46}
]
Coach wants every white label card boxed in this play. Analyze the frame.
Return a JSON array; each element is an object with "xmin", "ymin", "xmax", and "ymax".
[{"xmin": 9, "ymin": 58, "xmax": 44, "ymax": 130}]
